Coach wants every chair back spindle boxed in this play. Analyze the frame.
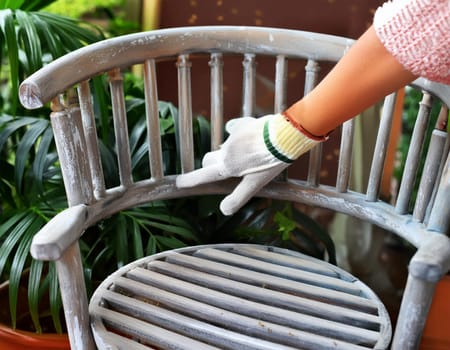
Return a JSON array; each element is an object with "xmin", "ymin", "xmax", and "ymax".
[
  {"xmin": 242, "ymin": 53, "xmax": 256, "ymax": 117},
  {"xmin": 77, "ymin": 80, "xmax": 106, "ymax": 199},
  {"xmin": 177, "ymin": 54, "xmax": 195, "ymax": 173},
  {"xmin": 366, "ymin": 92, "xmax": 398, "ymax": 202},
  {"xmin": 144, "ymin": 59, "xmax": 164, "ymax": 180},
  {"xmin": 209, "ymin": 53, "xmax": 224, "ymax": 150},
  {"xmin": 395, "ymin": 93, "xmax": 433, "ymax": 214}
]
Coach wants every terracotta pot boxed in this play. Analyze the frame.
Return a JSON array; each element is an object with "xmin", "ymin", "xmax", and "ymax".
[
  {"xmin": 0, "ymin": 278, "xmax": 69, "ymax": 350},
  {"xmin": 0, "ymin": 323, "xmax": 69, "ymax": 350},
  {"xmin": 420, "ymin": 275, "xmax": 450, "ymax": 350}
]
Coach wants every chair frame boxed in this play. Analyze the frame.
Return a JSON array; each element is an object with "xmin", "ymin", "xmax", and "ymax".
[{"xmin": 19, "ymin": 26, "xmax": 450, "ymax": 350}]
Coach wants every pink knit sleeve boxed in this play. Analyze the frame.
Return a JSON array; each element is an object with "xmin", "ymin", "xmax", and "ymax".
[{"xmin": 374, "ymin": 0, "xmax": 450, "ymax": 84}]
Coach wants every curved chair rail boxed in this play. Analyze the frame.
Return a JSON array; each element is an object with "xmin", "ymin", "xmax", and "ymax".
[{"xmin": 19, "ymin": 26, "xmax": 354, "ymax": 109}]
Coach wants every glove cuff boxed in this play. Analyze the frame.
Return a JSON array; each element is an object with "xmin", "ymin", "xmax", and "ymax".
[{"xmin": 264, "ymin": 113, "xmax": 319, "ymax": 163}]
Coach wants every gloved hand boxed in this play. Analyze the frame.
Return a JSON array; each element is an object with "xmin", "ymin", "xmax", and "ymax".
[{"xmin": 176, "ymin": 112, "xmax": 324, "ymax": 215}]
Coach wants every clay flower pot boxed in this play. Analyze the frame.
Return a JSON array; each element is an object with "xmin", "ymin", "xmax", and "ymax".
[{"xmin": 420, "ymin": 275, "xmax": 450, "ymax": 350}]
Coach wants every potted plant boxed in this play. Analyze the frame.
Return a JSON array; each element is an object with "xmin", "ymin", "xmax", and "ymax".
[{"xmin": 0, "ymin": 0, "xmax": 104, "ymax": 347}]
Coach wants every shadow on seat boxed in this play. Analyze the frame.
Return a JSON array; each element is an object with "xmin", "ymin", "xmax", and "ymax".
[{"xmin": 19, "ymin": 26, "xmax": 450, "ymax": 350}]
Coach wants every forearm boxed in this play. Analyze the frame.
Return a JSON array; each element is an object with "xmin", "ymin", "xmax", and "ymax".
[{"xmin": 286, "ymin": 25, "xmax": 417, "ymax": 136}]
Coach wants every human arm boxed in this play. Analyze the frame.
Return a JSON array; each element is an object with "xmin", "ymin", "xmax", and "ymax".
[
  {"xmin": 177, "ymin": 0, "xmax": 450, "ymax": 216},
  {"xmin": 286, "ymin": 25, "xmax": 417, "ymax": 137}
]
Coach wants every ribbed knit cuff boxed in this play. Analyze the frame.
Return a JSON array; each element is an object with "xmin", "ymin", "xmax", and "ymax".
[
  {"xmin": 263, "ymin": 114, "xmax": 318, "ymax": 163},
  {"xmin": 373, "ymin": 0, "xmax": 450, "ymax": 84}
]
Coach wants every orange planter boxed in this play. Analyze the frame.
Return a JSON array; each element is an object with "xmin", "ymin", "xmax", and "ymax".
[
  {"xmin": 0, "ymin": 323, "xmax": 69, "ymax": 350},
  {"xmin": 420, "ymin": 275, "xmax": 450, "ymax": 350}
]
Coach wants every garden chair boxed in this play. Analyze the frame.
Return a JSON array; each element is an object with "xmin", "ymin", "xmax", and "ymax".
[{"xmin": 19, "ymin": 26, "xmax": 450, "ymax": 350}]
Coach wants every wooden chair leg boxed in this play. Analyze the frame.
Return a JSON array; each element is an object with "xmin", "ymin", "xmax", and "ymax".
[
  {"xmin": 391, "ymin": 274, "xmax": 437, "ymax": 350},
  {"xmin": 56, "ymin": 243, "xmax": 96, "ymax": 350}
]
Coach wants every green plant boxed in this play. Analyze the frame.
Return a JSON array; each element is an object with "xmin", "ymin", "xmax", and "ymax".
[
  {"xmin": 0, "ymin": 0, "xmax": 104, "ymax": 116},
  {"xmin": 0, "ymin": 0, "xmax": 104, "ymax": 333}
]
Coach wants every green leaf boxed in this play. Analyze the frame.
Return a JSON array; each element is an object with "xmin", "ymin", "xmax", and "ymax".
[
  {"xmin": 15, "ymin": 119, "xmax": 49, "ymax": 194},
  {"xmin": 28, "ymin": 258, "xmax": 44, "ymax": 333},
  {"xmin": 30, "ymin": 12, "xmax": 63, "ymax": 59},
  {"xmin": 0, "ymin": 211, "xmax": 28, "ymax": 240},
  {"xmin": 0, "ymin": 116, "xmax": 39, "ymax": 152},
  {"xmin": 16, "ymin": 9, "xmax": 43, "ymax": 73},
  {"xmin": 8, "ymin": 214, "xmax": 43, "ymax": 329},
  {"xmin": 0, "ymin": 212, "xmax": 35, "ymax": 278},
  {"xmin": 32, "ymin": 124, "xmax": 54, "ymax": 193},
  {"xmin": 155, "ymin": 235, "xmax": 186, "ymax": 250},
  {"xmin": 0, "ymin": 10, "xmax": 19, "ymax": 115},
  {"xmin": 48, "ymin": 262, "xmax": 63, "ymax": 333},
  {"xmin": 0, "ymin": 0, "xmax": 24, "ymax": 10},
  {"xmin": 130, "ymin": 219, "xmax": 144, "ymax": 259},
  {"xmin": 114, "ymin": 214, "xmax": 128, "ymax": 268}
]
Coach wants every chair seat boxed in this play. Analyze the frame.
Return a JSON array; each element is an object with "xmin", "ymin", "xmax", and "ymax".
[{"xmin": 90, "ymin": 244, "xmax": 391, "ymax": 349}]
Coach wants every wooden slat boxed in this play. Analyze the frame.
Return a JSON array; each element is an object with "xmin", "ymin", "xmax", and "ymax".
[
  {"xmin": 108, "ymin": 68, "xmax": 133, "ymax": 186},
  {"xmin": 413, "ymin": 129, "xmax": 448, "ymax": 222},
  {"xmin": 304, "ymin": 59, "xmax": 322, "ymax": 186},
  {"xmin": 126, "ymin": 267, "xmax": 380, "ymax": 345},
  {"xmin": 336, "ymin": 119, "xmax": 355, "ymax": 193},
  {"xmin": 165, "ymin": 252, "xmax": 378, "ymax": 313},
  {"xmin": 242, "ymin": 53, "xmax": 256, "ymax": 117},
  {"xmin": 209, "ymin": 53, "xmax": 224, "ymax": 151},
  {"xmin": 366, "ymin": 92, "xmax": 397, "ymax": 202},
  {"xmin": 228, "ymin": 246, "xmax": 339, "ymax": 277},
  {"xmin": 194, "ymin": 247, "xmax": 361, "ymax": 295},
  {"xmin": 109, "ymin": 277, "xmax": 373, "ymax": 350},
  {"xmin": 396, "ymin": 93, "xmax": 433, "ymax": 214},
  {"xmin": 147, "ymin": 260, "xmax": 382, "ymax": 329},
  {"xmin": 143, "ymin": 59, "xmax": 164, "ymax": 180},
  {"xmin": 102, "ymin": 287, "xmax": 299, "ymax": 350},
  {"xmin": 91, "ymin": 302, "xmax": 220, "ymax": 350},
  {"xmin": 50, "ymin": 106, "xmax": 94, "ymax": 206},
  {"xmin": 427, "ymin": 151, "xmax": 450, "ymax": 232},
  {"xmin": 77, "ymin": 80, "xmax": 106, "ymax": 199},
  {"xmin": 177, "ymin": 54, "xmax": 194, "ymax": 173},
  {"xmin": 274, "ymin": 55, "xmax": 288, "ymax": 113}
]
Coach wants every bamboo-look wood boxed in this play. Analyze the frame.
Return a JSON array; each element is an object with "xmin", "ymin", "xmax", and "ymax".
[
  {"xmin": 413, "ymin": 129, "xmax": 448, "ymax": 222},
  {"xmin": 395, "ymin": 93, "xmax": 433, "ymax": 214},
  {"xmin": 50, "ymin": 101, "xmax": 96, "ymax": 349},
  {"xmin": 305, "ymin": 60, "xmax": 322, "ymax": 187},
  {"xmin": 336, "ymin": 119, "xmax": 355, "ymax": 192},
  {"xmin": 143, "ymin": 59, "xmax": 164, "ymax": 180},
  {"xmin": 78, "ymin": 81, "xmax": 106, "ymax": 199},
  {"xmin": 177, "ymin": 54, "xmax": 195, "ymax": 173},
  {"xmin": 109, "ymin": 68, "xmax": 133, "ymax": 186},
  {"xmin": 424, "ymin": 135, "xmax": 450, "ymax": 225},
  {"xmin": 427, "ymin": 151, "xmax": 450, "ymax": 232},
  {"xmin": 56, "ymin": 244, "xmax": 96, "ymax": 350},
  {"xmin": 242, "ymin": 53, "xmax": 256, "ymax": 117},
  {"xmin": 274, "ymin": 55, "xmax": 288, "ymax": 113},
  {"xmin": 209, "ymin": 53, "xmax": 224, "ymax": 150},
  {"xmin": 50, "ymin": 101, "xmax": 94, "ymax": 206},
  {"xmin": 366, "ymin": 92, "xmax": 397, "ymax": 202},
  {"xmin": 18, "ymin": 26, "xmax": 450, "ymax": 350}
]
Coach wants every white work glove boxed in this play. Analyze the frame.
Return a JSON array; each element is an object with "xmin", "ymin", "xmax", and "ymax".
[{"xmin": 176, "ymin": 113, "xmax": 323, "ymax": 215}]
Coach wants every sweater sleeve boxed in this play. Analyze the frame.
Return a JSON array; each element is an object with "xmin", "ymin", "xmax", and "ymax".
[{"xmin": 374, "ymin": 0, "xmax": 450, "ymax": 84}]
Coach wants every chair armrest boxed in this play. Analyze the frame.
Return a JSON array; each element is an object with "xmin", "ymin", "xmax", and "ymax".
[
  {"xmin": 409, "ymin": 233, "xmax": 450, "ymax": 282},
  {"xmin": 30, "ymin": 204, "xmax": 88, "ymax": 261}
]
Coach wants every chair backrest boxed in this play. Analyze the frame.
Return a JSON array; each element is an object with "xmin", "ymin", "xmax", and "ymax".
[
  {"xmin": 19, "ymin": 25, "xmax": 450, "ymax": 348},
  {"xmin": 20, "ymin": 26, "xmax": 449, "ymax": 244}
]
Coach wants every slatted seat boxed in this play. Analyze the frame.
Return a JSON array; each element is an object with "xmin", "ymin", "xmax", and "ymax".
[
  {"xmin": 19, "ymin": 26, "xmax": 450, "ymax": 350},
  {"xmin": 90, "ymin": 244, "xmax": 390, "ymax": 349}
]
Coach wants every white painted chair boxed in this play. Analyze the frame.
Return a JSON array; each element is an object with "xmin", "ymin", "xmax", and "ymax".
[{"xmin": 19, "ymin": 26, "xmax": 450, "ymax": 350}]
